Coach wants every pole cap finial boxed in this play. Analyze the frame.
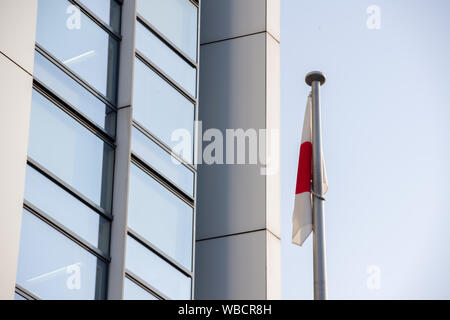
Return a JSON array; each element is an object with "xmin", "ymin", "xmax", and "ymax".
[{"xmin": 305, "ymin": 71, "xmax": 326, "ymax": 86}]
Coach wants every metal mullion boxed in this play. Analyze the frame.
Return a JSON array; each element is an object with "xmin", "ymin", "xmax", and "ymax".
[
  {"xmin": 132, "ymin": 120, "xmax": 196, "ymax": 172},
  {"xmin": 69, "ymin": 0, "xmax": 122, "ymax": 41},
  {"xmin": 131, "ymin": 157, "xmax": 194, "ymax": 208},
  {"xmin": 125, "ymin": 271, "xmax": 169, "ymax": 300},
  {"xmin": 188, "ymin": 0, "xmax": 199, "ymax": 9},
  {"xmin": 23, "ymin": 201, "xmax": 111, "ymax": 263},
  {"xmin": 33, "ymin": 80, "xmax": 116, "ymax": 145},
  {"xmin": 35, "ymin": 45, "xmax": 117, "ymax": 111},
  {"xmin": 127, "ymin": 229, "xmax": 193, "ymax": 278},
  {"xmin": 131, "ymin": 153, "xmax": 195, "ymax": 205},
  {"xmin": 136, "ymin": 14, "xmax": 198, "ymax": 68},
  {"xmin": 135, "ymin": 51, "xmax": 197, "ymax": 104},
  {"xmin": 26, "ymin": 157, "xmax": 113, "ymax": 221},
  {"xmin": 15, "ymin": 285, "xmax": 41, "ymax": 301}
]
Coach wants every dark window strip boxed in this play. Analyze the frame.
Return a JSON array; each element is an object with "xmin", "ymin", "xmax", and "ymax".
[{"xmin": 15, "ymin": 285, "xmax": 40, "ymax": 300}]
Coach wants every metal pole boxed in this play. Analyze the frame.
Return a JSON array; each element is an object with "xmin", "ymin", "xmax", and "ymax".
[{"xmin": 305, "ymin": 71, "xmax": 328, "ymax": 300}]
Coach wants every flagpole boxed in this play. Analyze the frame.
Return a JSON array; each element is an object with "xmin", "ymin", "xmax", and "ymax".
[{"xmin": 305, "ymin": 71, "xmax": 328, "ymax": 300}]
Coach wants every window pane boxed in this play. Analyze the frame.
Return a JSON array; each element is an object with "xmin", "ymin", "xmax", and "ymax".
[
  {"xmin": 132, "ymin": 127, "xmax": 194, "ymax": 197},
  {"xmin": 128, "ymin": 164, "xmax": 193, "ymax": 270},
  {"xmin": 36, "ymin": 0, "xmax": 119, "ymax": 102},
  {"xmin": 137, "ymin": 0, "xmax": 198, "ymax": 61},
  {"xmin": 136, "ymin": 21, "xmax": 196, "ymax": 96},
  {"xmin": 133, "ymin": 58, "xmax": 194, "ymax": 163},
  {"xmin": 24, "ymin": 165, "xmax": 109, "ymax": 252},
  {"xmin": 77, "ymin": 0, "xmax": 121, "ymax": 33},
  {"xmin": 34, "ymin": 50, "xmax": 116, "ymax": 136},
  {"xmin": 17, "ymin": 210, "xmax": 107, "ymax": 300},
  {"xmin": 14, "ymin": 293, "xmax": 27, "ymax": 300},
  {"xmin": 126, "ymin": 236, "xmax": 191, "ymax": 300},
  {"xmin": 123, "ymin": 278, "xmax": 158, "ymax": 300},
  {"xmin": 28, "ymin": 90, "xmax": 114, "ymax": 212}
]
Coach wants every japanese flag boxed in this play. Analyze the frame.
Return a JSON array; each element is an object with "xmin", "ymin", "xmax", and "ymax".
[{"xmin": 292, "ymin": 94, "xmax": 328, "ymax": 246}]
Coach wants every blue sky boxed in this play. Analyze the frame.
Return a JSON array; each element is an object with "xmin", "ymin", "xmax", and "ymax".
[{"xmin": 281, "ymin": 0, "xmax": 450, "ymax": 299}]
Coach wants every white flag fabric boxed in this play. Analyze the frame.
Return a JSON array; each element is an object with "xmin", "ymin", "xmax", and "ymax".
[{"xmin": 292, "ymin": 94, "xmax": 328, "ymax": 246}]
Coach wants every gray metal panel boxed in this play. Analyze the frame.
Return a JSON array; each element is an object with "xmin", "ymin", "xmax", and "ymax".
[
  {"xmin": 200, "ymin": 0, "xmax": 266, "ymax": 44},
  {"xmin": 195, "ymin": 231, "xmax": 267, "ymax": 299},
  {"xmin": 196, "ymin": 33, "xmax": 267, "ymax": 240}
]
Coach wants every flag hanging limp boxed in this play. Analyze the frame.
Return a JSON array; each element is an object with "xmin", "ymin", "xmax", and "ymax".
[{"xmin": 292, "ymin": 94, "xmax": 328, "ymax": 246}]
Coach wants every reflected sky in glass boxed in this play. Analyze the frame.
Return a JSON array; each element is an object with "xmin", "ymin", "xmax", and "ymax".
[
  {"xmin": 126, "ymin": 236, "xmax": 191, "ymax": 300},
  {"xmin": 28, "ymin": 90, "xmax": 114, "ymax": 212},
  {"xmin": 17, "ymin": 210, "xmax": 106, "ymax": 300},
  {"xmin": 36, "ymin": 0, "xmax": 118, "ymax": 102},
  {"xmin": 132, "ymin": 126, "xmax": 194, "ymax": 197},
  {"xmin": 77, "ymin": 0, "xmax": 121, "ymax": 32},
  {"xmin": 24, "ymin": 165, "xmax": 109, "ymax": 252},
  {"xmin": 128, "ymin": 163, "xmax": 193, "ymax": 270},
  {"xmin": 123, "ymin": 278, "xmax": 158, "ymax": 300},
  {"xmin": 133, "ymin": 58, "xmax": 194, "ymax": 163},
  {"xmin": 137, "ymin": 0, "xmax": 198, "ymax": 61},
  {"xmin": 136, "ymin": 21, "xmax": 197, "ymax": 96}
]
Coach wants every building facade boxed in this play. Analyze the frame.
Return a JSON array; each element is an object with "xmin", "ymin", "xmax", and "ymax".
[{"xmin": 0, "ymin": 0, "xmax": 280, "ymax": 300}]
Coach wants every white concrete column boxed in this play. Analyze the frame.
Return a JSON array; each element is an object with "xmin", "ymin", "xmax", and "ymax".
[
  {"xmin": 0, "ymin": 0, "xmax": 38, "ymax": 300},
  {"xmin": 195, "ymin": 0, "xmax": 281, "ymax": 299}
]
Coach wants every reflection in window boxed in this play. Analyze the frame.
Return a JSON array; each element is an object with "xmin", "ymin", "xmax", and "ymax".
[
  {"xmin": 136, "ymin": 21, "xmax": 197, "ymax": 96},
  {"xmin": 128, "ymin": 163, "xmax": 193, "ymax": 270},
  {"xmin": 16, "ymin": 210, "xmax": 107, "ymax": 300},
  {"xmin": 28, "ymin": 90, "xmax": 114, "ymax": 212},
  {"xmin": 123, "ymin": 278, "xmax": 159, "ymax": 300},
  {"xmin": 34, "ymin": 50, "xmax": 116, "ymax": 136},
  {"xmin": 132, "ymin": 126, "xmax": 194, "ymax": 197},
  {"xmin": 24, "ymin": 165, "xmax": 110, "ymax": 252},
  {"xmin": 133, "ymin": 58, "xmax": 194, "ymax": 163},
  {"xmin": 126, "ymin": 236, "xmax": 191, "ymax": 300},
  {"xmin": 36, "ymin": 0, "xmax": 119, "ymax": 102},
  {"xmin": 137, "ymin": 0, "xmax": 198, "ymax": 61},
  {"xmin": 77, "ymin": 0, "xmax": 121, "ymax": 33}
]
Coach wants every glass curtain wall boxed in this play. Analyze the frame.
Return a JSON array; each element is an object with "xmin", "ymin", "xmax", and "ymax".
[
  {"xmin": 123, "ymin": 0, "xmax": 199, "ymax": 300},
  {"xmin": 15, "ymin": 0, "xmax": 122, "ymax": 300}
]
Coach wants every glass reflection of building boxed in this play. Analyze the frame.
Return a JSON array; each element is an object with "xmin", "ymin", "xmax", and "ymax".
[{"xmin": 15, "ymin": 0, "xmax": 199, "ymax": 300}]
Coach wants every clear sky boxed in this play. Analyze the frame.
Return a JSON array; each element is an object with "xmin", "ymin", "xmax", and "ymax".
[{"xmin": 281, "ymin": 0, "xmax": 450, "ymax": 299}]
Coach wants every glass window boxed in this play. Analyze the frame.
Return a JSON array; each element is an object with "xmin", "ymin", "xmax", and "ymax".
[
  {"xmin": 132, "ymin": 127, "xmax": 194, "ymax": 197},
  {"xmin": 24, "ymin": 165, "xmax": 110, "ymax": 252},
  {"xmin": 128, "ymin": 164, "xmax": 193, "ymax": 270},
  {"xmin": 14, "ymin": 293, "xmax": 27, "ymax": 300},
  {"xmin": 133, "ymin": 58, "xmax": 194, "ymax": 163},
  {"xmin": 126, "ymin": 236, "xmax": 191, "ymax": 300},
  {"xmin": 16, "ymin": 210, "xmax": 107, "ymax": 300},
  {"xmin": 36, "ymin": 0, "xmax": 119, "ymax": 103},
  {"xmin": 123, "ymin": 278, "xmax": 159, "ymax": 300},
  {"xmin": 34, "ymin": 50, "xmax": 116, "ymax": 136},
  {"xmin": 28, "ymin": 90, "xmax": 114, "ymax": 212},
  {"xmin": 136, "ymin": 21, "xmax": 197, "ymax": 97},
  {"xmin": 77, "ymin": 0, "xmax": 121, "ymax": 33},
  {"xmin": 137, "ymin": 0, "xmax": 198, "ymax": 61}
]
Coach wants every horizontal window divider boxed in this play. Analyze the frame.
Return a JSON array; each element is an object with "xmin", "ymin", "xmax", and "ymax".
[
  {"xmin": 125, "ymin": 270, "xmax": 168, "ymax": 300},
  {"xmin": 136, "ymin": 14, "xmax": 198, "ymax": 68},
  {"xmin": 188, "ymin": 0, "xmax": 200, "ymax": 9},
  {"xmin": 35, "ymin": 44, "xmax": 118, "ymax": 111},
  {"xmin": 127, "ymin": 229, "xmax": 193, "ymax": 279},
  {"xmin": 32, "ymin": 80, "xmax": 116, "ymax": 146},
  {"xmin": 132, "ymin": 120, "xmax": 196, "ymax": 172},
  {"xmin": 131, "ymin": 155, "xmax": 195, "ymax": 208},
  {"xmin": 15, "ymin": 285, "xmax": 41, "ymax": 300},
  {"xmin": 69, "ymin": 0, "xmax": 122, "ymax": 41},
  {"xmin": 26, "ymin": 157, "xmax": 113, "ymax": 221},
  {"xmin": 23, "ymin": 201, "xmax": 111, "ymax": 263},
  {"xmin": 135, "ymin": 51, "xmax": 197, "ymax": 104},
  {"xmin": 131, "ymin": 152, "xmax": 194, "ymax": 205}
]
